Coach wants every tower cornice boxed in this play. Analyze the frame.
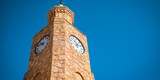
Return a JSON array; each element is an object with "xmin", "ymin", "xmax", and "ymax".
[{"xmin": 48, "ymin": 5, "xmax": 74, "ymax": 24}]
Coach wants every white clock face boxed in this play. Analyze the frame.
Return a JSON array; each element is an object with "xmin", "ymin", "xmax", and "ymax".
[
  {"xmin": 35, "ymin": 35, "xmax": 50, "ymax": 54},
  {"xmin": 69, "ymin": 35, "xmax": 85, "ymax": 54}
]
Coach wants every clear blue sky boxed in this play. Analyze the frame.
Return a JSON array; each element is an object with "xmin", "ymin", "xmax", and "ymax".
[{"xmin": 1, "ymin": 0, "xmax": 160, "ymax": 80}]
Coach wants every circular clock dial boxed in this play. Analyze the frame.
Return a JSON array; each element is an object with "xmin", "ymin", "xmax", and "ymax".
[
  {"xmin": 35, "ymin": 35, "xmax": 50, "ymax": 54},
  {"xmin": 69, "ymin": 35, "xmax": 85, "ymax": 54}
]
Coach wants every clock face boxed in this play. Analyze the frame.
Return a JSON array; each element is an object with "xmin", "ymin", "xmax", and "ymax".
[
  {"xmin": 35, "ymin": 35, "xmax": 50, "ymax": 54},
  {"xmin": 69, "ymin": 35, "xmax": 85, "ymax": 54}
]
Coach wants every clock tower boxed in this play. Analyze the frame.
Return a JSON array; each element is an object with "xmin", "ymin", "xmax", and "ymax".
[{"xmin": 24, "ymin": 3, "xmax": 95, "ymax": 80}]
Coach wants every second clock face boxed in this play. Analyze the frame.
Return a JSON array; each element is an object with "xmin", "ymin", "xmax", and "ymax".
[
  {"xmin": 69, "ymin": 35, "xmax": 85, "ymax": 54},
  {"xmin": 35, "ymin": 35, "xmax": 50, "ymax": 54}
]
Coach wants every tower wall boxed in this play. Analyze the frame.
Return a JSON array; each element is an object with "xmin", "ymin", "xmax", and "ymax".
[
  {"xmin": 24, "ymin": 4, "xmax": 95, "ymax": 80},
  {"xmin": 24, "ymin": 22, "xmax": 53, "ymax": 80}
]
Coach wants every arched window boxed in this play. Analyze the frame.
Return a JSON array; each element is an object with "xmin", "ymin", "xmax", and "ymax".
[
  {"xmin": 23, "ymin": 77, "xmax": 27, "ymax": 80},
  {"xmin": 33, "ymin": 73, "xmax": 42, "ymax": 80},
  {"xmin": 75, "ymin": 72, "xmax": 84, "ymax": 80}
]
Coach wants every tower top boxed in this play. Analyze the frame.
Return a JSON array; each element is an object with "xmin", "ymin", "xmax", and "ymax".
[
  {"xmin": 59, "ymin": 0, "xmax": 62, "ymax": 4},
  {"xmin": 48, "ymin": 1, "xmax": 74, "ymax": 24},
  {"xmin": 59, "ymin": 0, "xmax": 63, "ymax": 6}
]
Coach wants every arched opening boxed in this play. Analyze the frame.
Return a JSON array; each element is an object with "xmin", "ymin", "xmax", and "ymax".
[
  {"xmin": 33, "ymin": 73, "xmax": 42, "ymax": 80},
  {"xmin": 23, "ymin": 77, "xmax": 27, "ymax": 80},
  {"xmin": 75, "ymin": 72, "xmax": 84, "ymax": 80}
]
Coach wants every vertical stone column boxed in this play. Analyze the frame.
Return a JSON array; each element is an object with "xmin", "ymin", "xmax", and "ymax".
[{"xmin": 51, "ymin": 22, "xmax": 66, "ymax": 80}]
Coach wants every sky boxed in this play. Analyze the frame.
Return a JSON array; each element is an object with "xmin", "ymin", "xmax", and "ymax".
[{"xmin": 0, "ymin": 0, "xmax": 160, "ymax": 80}]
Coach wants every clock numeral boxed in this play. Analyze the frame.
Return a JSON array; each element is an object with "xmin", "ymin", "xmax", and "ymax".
[
  {"xmin": 44, "ymin": 36, "xmax": 49, "ymax": 39},
  {"xmin": 69, "ymin": 36, "xmax": 73, "ymax": 40},
  {"xmin": 36, "ymin": 49, "xmax": 40, "ymax": 53},
  {"xmin": 80, "ymin": 50, "xmax": 83, "ymax": 53}
]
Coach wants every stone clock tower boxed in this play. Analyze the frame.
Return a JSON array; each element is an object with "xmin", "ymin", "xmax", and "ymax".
[{"xmin": 24, "ymin": 3, "xmax": 95, "ymax": 80}]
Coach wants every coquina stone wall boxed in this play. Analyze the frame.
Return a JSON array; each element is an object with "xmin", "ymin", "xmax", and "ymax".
[{"xmin": 24, "ymin": 5, "xmax": 95, "ymax": 80}]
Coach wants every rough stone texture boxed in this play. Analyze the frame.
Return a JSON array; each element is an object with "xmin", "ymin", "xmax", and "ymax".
[
  {"xmin": 24, "ymin": 5, "xmax": 95, "ymax": 80},
  {"xmin": 23, "ymin": 20, "xmax": 53, "ymax": 80},
  {"xmin": 64, "ymin": 21, "xmax": 95, "ymax": 80}
]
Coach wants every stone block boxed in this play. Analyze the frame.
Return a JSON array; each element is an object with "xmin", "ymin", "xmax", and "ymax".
[{"xmin": 52, "ymin": 66, "xmax": 59, "ymax": 72}]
